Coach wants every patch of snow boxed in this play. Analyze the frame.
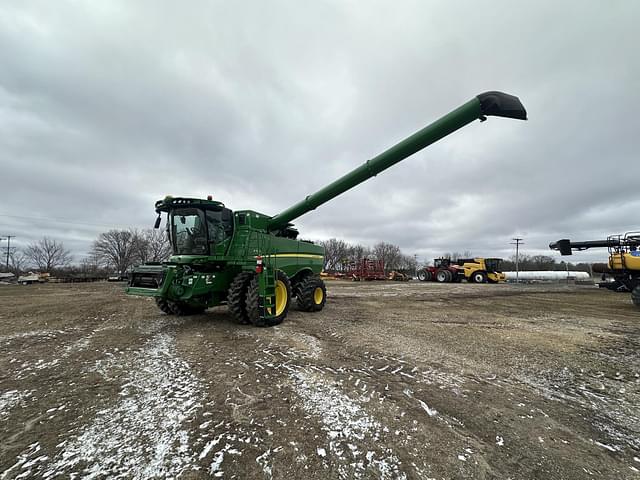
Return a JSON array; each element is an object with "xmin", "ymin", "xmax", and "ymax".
[
  {"xmin": 496, "ymin": 435, "xmax": 504, "ymax": 447},
  {"xmin": 403, "ymin": 389, "xmax": 438, "ymax": 417},
  {"xmin": 1, "ymin": 443, "xmax": 47, "ymax": 480},
  {"xmin": 416, "ymin": 398, "xmax": 438, "ymax": 417},
  {"xmin": 36, "ymin": 333, "xmax": 203, "ymax": 479},
  {"xmin": 594, "ymin": 441, "xmax": 618, "ymax": 452},
  {"xmin": 291, "ymin": 370, "xmax": 406, "ymax": 479},
  {"xmin": 295, "ymin": 333, "xmax": 323, "ymax": 359},
  {"xmin": 0, "ymin": 390, "xmax": 32, "ymax": 418},
  {"xmin": 0, "ymin": 329, "xmax": 69, "ymax": 343},
  {"xmin": 256, "ymin": 449, "xmax": 273, "ymax": 478}
]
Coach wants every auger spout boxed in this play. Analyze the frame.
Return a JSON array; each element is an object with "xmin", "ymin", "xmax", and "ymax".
[{"xmin": 268, "ymin": 91, "xmax": 527, "ymax": 231}]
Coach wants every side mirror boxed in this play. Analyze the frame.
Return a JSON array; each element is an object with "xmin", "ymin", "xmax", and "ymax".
[{"xmin": 154, "ymin": 215, "xmax": 162, "ymax": 229}]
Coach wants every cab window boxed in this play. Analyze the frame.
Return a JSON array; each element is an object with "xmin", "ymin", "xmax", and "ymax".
[{"xmin": 171, "ymin": 208, "xmax": 208, "ymax": 255}]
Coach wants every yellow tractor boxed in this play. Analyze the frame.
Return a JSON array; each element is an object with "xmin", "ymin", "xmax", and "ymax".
[{"xmin": 455, "ymin": 257, "xmax": 506, "ymax": 283}]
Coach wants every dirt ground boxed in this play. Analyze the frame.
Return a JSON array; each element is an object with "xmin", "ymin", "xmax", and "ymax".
[{"xmin": 0, "ymin": 281, "xmax": 639, "ymax": 479}]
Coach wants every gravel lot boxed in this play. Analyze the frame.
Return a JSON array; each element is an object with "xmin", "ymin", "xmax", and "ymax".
[{"xmin": 1, "ymin": 281, "xmax": 639, "ymax": 479}]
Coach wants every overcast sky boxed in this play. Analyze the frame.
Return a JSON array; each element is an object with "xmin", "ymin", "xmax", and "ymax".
[{"xmin": 1, "ymin": 0, "xmax": 638, "ymax": 265}]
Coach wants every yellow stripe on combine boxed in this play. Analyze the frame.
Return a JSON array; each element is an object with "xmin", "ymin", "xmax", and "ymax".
[{"xmin": 271, "ymin": 253, "xmax": 324, "ymax": 259}]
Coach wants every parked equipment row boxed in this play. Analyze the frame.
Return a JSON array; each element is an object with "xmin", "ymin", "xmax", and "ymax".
[{"xmin": 417, "ymin": 257, "xmax": 505, "ymax": 284}]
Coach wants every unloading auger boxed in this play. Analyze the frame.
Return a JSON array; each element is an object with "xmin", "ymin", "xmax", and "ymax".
[{"xmin": 550, "ymin": 232, "xmax": 640, "ymax": 308}]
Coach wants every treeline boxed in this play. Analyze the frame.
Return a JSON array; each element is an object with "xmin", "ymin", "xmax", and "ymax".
[
  {"xmin": 320, "ymin": 242, "xmax": 593, "ymax": 275},
  {"xmin": 3, "ymin": 232, "xmax": 592, "ymax": 277},
  {"xmin": 318, "ymin": 238, "xmax": 417, "ymax": 274},
  {"xmin": 1, "ymin": 229, "xmax": 171, "ymax": 276},
  {"xmin": 499, "ymin": 254, "xmax": 592, "ymax": 273}
]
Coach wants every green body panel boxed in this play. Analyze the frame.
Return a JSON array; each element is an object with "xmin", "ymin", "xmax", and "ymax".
[
  {"xmin": 126, "ymin": 91, "xmax": 526, "ymax": 312},
  {"xmin": 125, "ymin": 213, "xmax": 323, "ymax": 309}
]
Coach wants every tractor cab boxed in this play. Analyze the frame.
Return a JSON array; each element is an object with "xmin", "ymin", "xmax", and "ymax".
[{"xmin": 155, "ymin": 196, "xmax": 234, "ymax": 257}]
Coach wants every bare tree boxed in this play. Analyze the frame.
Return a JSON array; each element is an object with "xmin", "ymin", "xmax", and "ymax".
[
  {"xmin": 396, "ymin": 254, "xmax": 418, "ymax": 274},
  {"xmin": 135, "ymin": 229, "xmax": 172, "ymax": 263},
  {"xmin": 372, "ymin": 241, "xmax": 402, "ymax": 272},
  {"xmin": 530, "ymin": 255, "xmax": 556, "ymax": 270},
  {"xmin": 92, "ymin": 229, "xmax": 140, "ymax": 276},
  {"xmin": 441, "ymin": 251, "xmax": 474, "ymax": 262},
  {"xmin": 319, "ymin": 238, "xmax": 350, "ymax": 272},
  {"xmin": 8, "ymin": 250, "xmax": 28, "ymax": 275},
  {"xmin": 24, "ymin": 237, "xmax": 72, "ymax": 272},
  {"xmin": 346, "ymin": 243, "xmax": 371, "ymax": 266},
  {"xmin": 79, "ymin": 251, "xmax": 102, "ymax": 274}
]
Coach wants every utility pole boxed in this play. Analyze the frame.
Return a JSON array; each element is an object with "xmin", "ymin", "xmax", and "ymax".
[
  {"xmin": 511, "ymin": 237, "xmax": 524, "ymax": 284},
  {"xmin": 1, "ymin": 236, "xmax": 15, "ymax": 270}
]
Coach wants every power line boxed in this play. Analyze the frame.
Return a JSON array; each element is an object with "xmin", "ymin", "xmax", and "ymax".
[{"xmin": 1, "ymin": 235, "xmax": 15, "ymax": 270}]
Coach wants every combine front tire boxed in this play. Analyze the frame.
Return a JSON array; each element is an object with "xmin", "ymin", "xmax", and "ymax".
[
  {"xmin": 472, "ymin": 271, "xmax": 488, "ymax": 283},
  {"xmin": 155, "ymin": 298, "xmax": 174, "ymax": 315},
  {"xmin": 247, "ymin": 271, "xmax": 292, "ymax": 327},
  {"xmin": 227, "ymin": 272, "xmax": 254, "ymax": 324},
  {"xmin": 632, "ymin": 286, "xmax": 640, "ymax": 308},
  {"xmin": 168, "ymin": 301, "xmax": 206, "ymax": 315},
  {"xmin": 297, "ymin": 276, "xmax": 327, "ymax": 312}
]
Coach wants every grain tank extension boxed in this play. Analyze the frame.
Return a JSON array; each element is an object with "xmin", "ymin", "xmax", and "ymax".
[{"xmin": 127, "ymin": 91, "xmax": 527, "ymax": 326}]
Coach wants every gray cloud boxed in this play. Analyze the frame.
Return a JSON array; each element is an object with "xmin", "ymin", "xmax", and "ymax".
[{"xmin": 1, "ymin": 0, "xmax": 638, "ymax": 265}]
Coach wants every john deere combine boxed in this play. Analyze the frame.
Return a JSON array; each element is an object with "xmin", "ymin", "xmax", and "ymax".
[
  {"xmin": 549, "ymin": 232, "xmax": 640, "ymax": 308},
  {"xmin": 127, "ymin": 91, "xmax": 527, "ymax": 326}
]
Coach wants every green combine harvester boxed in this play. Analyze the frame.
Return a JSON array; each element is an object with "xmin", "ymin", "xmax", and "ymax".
[{"xmin": 127, "ymin": 91, "xmax": 527, "ymax": 326}]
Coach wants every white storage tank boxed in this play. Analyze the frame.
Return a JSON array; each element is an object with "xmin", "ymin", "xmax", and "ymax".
[{"xmin": 503, "ymin": 271, "xmax": 591, "ymax": 281}]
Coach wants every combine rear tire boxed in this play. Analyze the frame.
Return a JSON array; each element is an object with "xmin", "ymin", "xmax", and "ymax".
[
  {"xmin": 632, "ymin": 286, "xmax": 640, "ymax": 308},
  {"xmin": 227, "ymin": 272, "xmax": 254, "ymax": 324},
  {"xmin": 247, "ymin": 270, "xmax": 292, "ymax": 327},
  {"xmin": 472, "ymin": 271, "xmax": 488, "ymax": 283},
  {"xmin": 297, "ymin": 276, "xmax": 327, "ymax": 312}
]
